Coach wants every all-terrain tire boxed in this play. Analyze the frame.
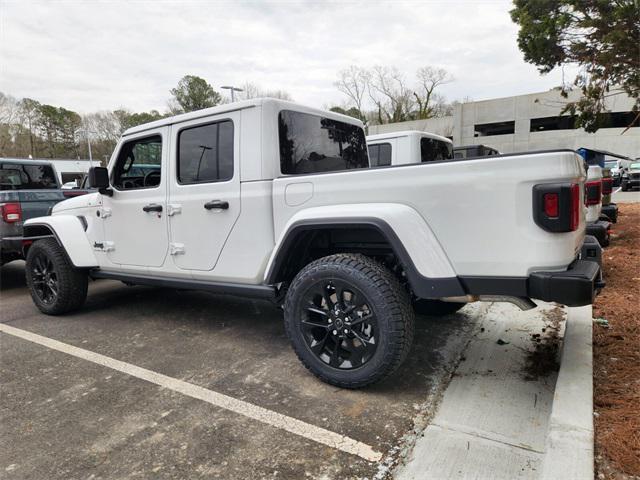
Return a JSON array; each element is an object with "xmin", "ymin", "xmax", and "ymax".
[
  {"xmin": 621, "ymin": 182, "xmax": 628, "ymax": 191},
  {"xmin": 25, "ymin": 238, "xmax": 88, "ymax": 315},
  {"xmin": 284, "ymin": 254, "xmax": 414, "ymax": 388},
  {"xmin": 413, "ymin": 299, "xmax": 466, "ymax": 316}
]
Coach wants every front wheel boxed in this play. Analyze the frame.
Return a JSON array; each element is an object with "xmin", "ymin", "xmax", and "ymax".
[
  {"xmin": 284, "ymin": 254, "xmax": 414, "ymax": 388},
  {"xmin": 621, "ymin": 181, "xmax": 629, "ymax": 191},
  {"xmin": 25, "ymin": 238, "xmax": 88, "ymax": 315}
]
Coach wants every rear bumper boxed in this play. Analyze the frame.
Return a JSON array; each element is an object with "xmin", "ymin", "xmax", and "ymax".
[
  {"xmin": 586, "ymin": 220, "xmax": 611, "ymax": 247},
  {"xmin": 0, "ymin": 237, "xmax": 23, "ymax": 262},
  {"xmin": 601, "ymin": 203, "xmax": 618, "ymax": 223},
  {"xmin": 529, "ymin": 259, "xmax": 603, "ymax": 307},
  {"xmin": 457, "ymin": 238, "xmax": 603, "ymax": 308}
]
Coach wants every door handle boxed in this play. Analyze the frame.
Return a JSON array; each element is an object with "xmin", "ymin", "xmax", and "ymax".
[
  {"xmin": 204, "ymin": 200, "xmax": 229, "ymax": 210},
  {"xmin": 143, "ymin": 203, "xmax": 163, "ymax": 213}
]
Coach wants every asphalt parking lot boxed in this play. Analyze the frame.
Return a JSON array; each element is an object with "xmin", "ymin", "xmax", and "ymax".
[{"xmin": 0, "ymin": 261, "xmax": 476, "ymax": 479}]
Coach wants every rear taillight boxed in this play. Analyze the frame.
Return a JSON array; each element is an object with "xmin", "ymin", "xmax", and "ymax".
[
  {"xmin": 533, "ymin": 183, "xmax": 581, "ymax": 232},
  {"xmin": 543, "ymin": 193, "xmax": 559, "ymax": 217},
  {"xmin": 601, "ymin": 178, "xmax": 613, "ymax": 195},
  {"xmin": 570, "ymin": 183, "xmax": 580, "ymax": 231},
  {"xmin": 584, "ymin": 180, "xmax": 602, "ymax": 206},
  {"xmin": 0, "ymin": 202, "xmax": 22, "ymax": 223}
]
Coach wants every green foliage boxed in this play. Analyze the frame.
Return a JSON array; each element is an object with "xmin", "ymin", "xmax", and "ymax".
[
  {"xmin": 170, "ymin": 75, "xmax": 222, "ymax": 113},
  {"xmin": 510, "ymin": 0, "xmax": 640, "ymax": 132},
  {"xmin": 36, "ymin": 104, "xmax": 82, "ymax": 158},
  {"xmin": 114, "ymin": 109, "xmax": 164, "ymax": 130}
]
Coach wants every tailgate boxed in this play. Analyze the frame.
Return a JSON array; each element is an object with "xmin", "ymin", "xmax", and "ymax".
[{"xmin": 5, "ymin": 190, "xmax": 66, "ymax": 222}]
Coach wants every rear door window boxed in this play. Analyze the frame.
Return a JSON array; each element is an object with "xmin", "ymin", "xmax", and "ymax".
[
  {"xmin": 0, "ymin": 163, "xmax": 58, "ymax": 190},
  {"xmin": 177, "ymin": 120, "xmax": 234, "ymax": 184},
  {"xmin": 420, "ymin": 138, "xmax": 453, "ymax": 162},
  {"xmin": 368, "ymin": 143, "xmax": 392, "ymax": 167},
  {"xmin": 279, "ymin": 110, "xmax": 368, "ymax": 175}
]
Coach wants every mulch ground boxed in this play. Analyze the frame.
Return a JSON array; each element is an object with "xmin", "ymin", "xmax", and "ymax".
[{"xmin": 593, "ymin": 203, "xmax": 640, "ymax": 479}]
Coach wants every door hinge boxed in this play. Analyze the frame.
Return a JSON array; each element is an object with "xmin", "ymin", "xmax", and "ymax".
[
  {"xmin": 98, "ymin": 207, "xmax": 112, "ymax": 219},
  {"xmin": 93, "ymin": 241, "xmax": 115, "ymax": 252},
  {"xmin": 167, "ymin": 204, "xmax": 182, "ymax": 216},
  {"xmin": 169, "ymin": 242, "xmax": 185, "ymax": 255}
]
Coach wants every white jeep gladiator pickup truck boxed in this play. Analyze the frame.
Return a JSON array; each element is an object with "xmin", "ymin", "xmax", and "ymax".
[
  {"xmin": 367, "ymin": 130, "xmax": 453, "ymax": 166},
  {"xmin": 22, "ymin": 99, "xmax": 602, "ymax": 388},
  {"xmin": 583, "ymin": 163, "xmax": 611, "ymax": 247}
]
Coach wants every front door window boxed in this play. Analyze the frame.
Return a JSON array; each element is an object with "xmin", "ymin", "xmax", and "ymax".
[{"xmin": 112, "ymin": 136, "xmax": 162, "ymax": 190}]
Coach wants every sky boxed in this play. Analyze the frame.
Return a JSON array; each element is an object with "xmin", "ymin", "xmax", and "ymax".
[{"xmin": 0, "ymin": 0, "xmax": 574, "ymax": 114}]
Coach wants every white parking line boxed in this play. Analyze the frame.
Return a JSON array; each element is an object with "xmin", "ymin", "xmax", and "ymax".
[{"xmin": 0, "ymin": 323, "xmax": 382, "ymax": 462}]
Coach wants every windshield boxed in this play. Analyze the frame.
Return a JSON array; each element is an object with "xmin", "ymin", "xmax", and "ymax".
[
  {"xmin": 0, "ymin": 163, "xmax": 58, "ymax": 190},
  {"xmin": 604, "ymin": 161, "xmax": 618, "ymax": 169},
  {"xmin": 630, "ymin": 163, "xmax": 640, "ymax": 170},
  {"xmin": 420, "ymin": 137, "xmax": 453, "ymax": 162}
]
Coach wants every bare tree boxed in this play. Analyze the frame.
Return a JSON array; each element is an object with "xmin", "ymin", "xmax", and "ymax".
[
  {"xmin": 239, "ymin": 82, "xmax": 292, "ymax": 101},
  {"xmin": 413, "ymin": 67, "xmax": 453, "ymax": 119},
  {"xmin": 334, "ymin": 65, "xmax": 454, "ymax": 125},
  {"xmin": 334, "ymin": 66, "xmax": 369, "ymax": 124},
  {"xmin": 0, "ymin": 92, "xmax": 19, "ymax": 124},
  {"xmin": 19, "ymin": 98, "xmax": 41, "ymax": 157},
  {"xmin": 368, "ymin": 66, "xmax": 415, "ymax": 124},
  {"xmin": 0, "ymin": 93, "xmax": 20, "ymax": 155}
]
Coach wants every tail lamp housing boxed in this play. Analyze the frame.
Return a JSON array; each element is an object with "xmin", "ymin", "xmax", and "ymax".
[
  {"xmin": 0, "ymin": 202, "xmax": 22, "ymax": 223},
  {"xmin": 533, "ymin": 183, "xmax": 581, "ymax": 232},
  {"xmin": 584, "ymin": 180, "xmax": 602, "ymax": 206}
]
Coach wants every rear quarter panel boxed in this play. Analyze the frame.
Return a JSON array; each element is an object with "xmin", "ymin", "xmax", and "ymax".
[{"xmin": 272, "ymin": 151, "xmax": 586, "ymax": 278}]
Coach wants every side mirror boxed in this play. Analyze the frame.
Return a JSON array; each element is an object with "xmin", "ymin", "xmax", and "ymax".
[{"xmin": 87, "ymin": 167, "xmax": 112, "ymax": 196}]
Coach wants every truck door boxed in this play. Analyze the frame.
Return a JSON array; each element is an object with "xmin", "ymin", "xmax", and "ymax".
[
  {"xmin": 167, "ymin": 113, "xmax": 241, "ymax": 271},
  {"xmin": 101, "ymin": 128, "xmax": 169, "ymax": 268}
]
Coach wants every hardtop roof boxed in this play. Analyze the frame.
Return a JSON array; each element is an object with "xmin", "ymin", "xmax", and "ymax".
[
  {"xmin": 366, "ymin": 130, "xmax": 452, "ymax": 144},
  {"xmin": 0, "ymin": 157, "xmax": 57, "ymax": 166},
  {"xmin": 123, "ymin": 98, "xmax": 364, "ymax": 136}
]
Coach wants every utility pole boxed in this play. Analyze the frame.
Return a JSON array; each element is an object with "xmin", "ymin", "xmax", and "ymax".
[
  {"xmin": 221, "ymin": 85, "xmax": 244, "ymax": 103},
  {"xmin": 75, "ymin": 128, "xmax": 94, "ymax": 168}
]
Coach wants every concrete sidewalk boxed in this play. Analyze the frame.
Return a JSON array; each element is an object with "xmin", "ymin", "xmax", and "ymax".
[{"xmin": 395, "ymin": 302, "xmax": 593, "ymax": 479}]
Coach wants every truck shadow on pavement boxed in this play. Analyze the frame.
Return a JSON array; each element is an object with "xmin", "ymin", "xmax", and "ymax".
[
  {"xmin": 0, "ymin": 261, "xmax": 26, "ymax": 291},
  {"xmin": 77, "ymin": 279, "xmax": 474, "ymax": 395}
]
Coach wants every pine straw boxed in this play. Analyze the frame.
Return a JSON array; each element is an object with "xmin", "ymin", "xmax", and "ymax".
[{"xmin": 593, "ymin": 203, "xmax": 640, "ymax": 479}]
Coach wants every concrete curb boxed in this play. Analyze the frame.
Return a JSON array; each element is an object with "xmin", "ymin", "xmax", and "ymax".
[{"xmin": 540, "ymin": 305, "xmax": 594, "ymax": 480}]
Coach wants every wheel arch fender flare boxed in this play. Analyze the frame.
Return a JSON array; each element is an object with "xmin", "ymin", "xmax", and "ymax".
[
  {"xmin": 23, "ymin": 215, "xmax": 98, "ymax": 268},
  {"xmin": 264, "ymin": 203, "xmax": 465, "ymax": 299}
]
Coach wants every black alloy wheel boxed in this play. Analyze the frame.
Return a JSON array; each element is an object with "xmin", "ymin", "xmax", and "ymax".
[
  {"xmin": 300, "ymin": 279, "xmax": 378, "ymax": 370},
  {"xmin": 30, "ymin": 251, "xmax": 59, "ymax": 305},
  {"xmin": 284, "ymin": 253, "xmax": 414, "ymax": 388},
  {"xmin": 25, "ymin": 238, "xmax": 88, "ymax": 315}
]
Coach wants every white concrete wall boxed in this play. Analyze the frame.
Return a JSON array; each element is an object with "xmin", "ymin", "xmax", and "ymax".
[{"xmin": 370, "ymin": 89, "xmax": 640, "ymax": 158}]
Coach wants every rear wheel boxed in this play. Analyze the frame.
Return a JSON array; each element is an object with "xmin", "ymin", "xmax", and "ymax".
[
  {"xmin": 284, "ymin": 254, "xmax": 414, "ymax": 388},
  {"xmin": 413, "ymin": 299, "xmax": 466, "ymax": 316},
  {"xmin": 25, "ymin": 238, "xmax": 88, "ymax": 315}
]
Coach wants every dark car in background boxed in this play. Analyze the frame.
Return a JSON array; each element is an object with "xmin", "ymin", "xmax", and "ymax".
[
  {"xmin": 0, "ymin": 158, "xmax": 87, "ymax": 265},
  {"xmin": 621, "ymin": 162, "xmax": 640, "ymax": 191}
]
